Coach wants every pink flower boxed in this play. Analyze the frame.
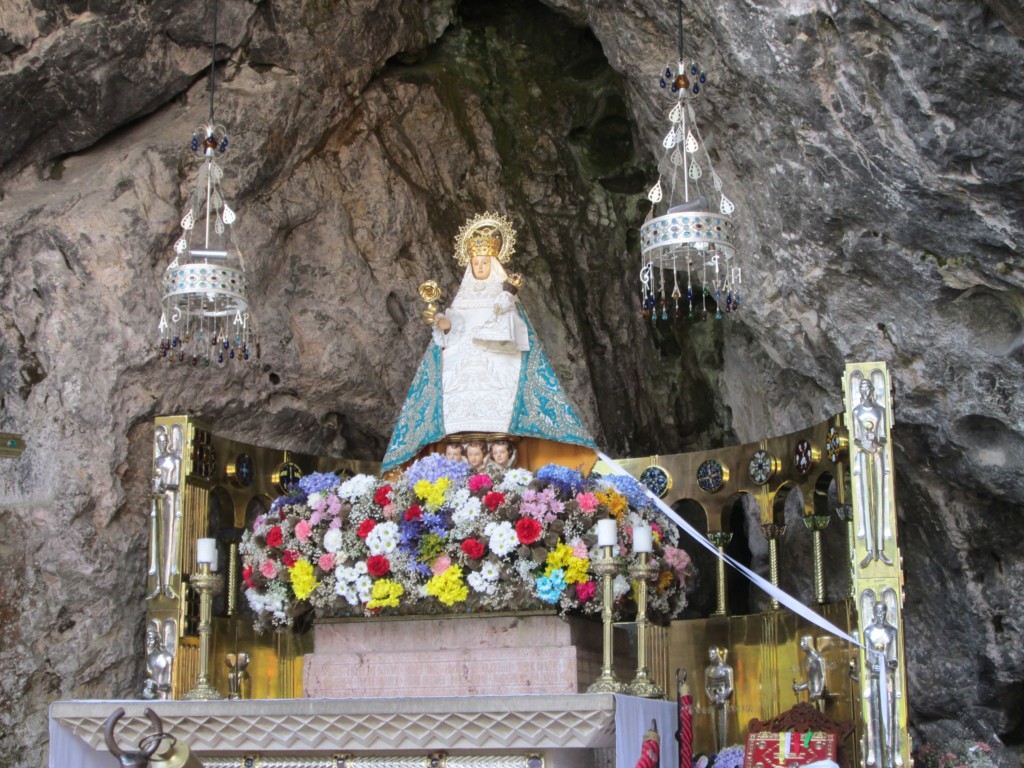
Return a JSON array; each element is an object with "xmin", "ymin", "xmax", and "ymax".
[
  {"xmin": 575, "ymin": 492, "xmax": 599, "ymax": 514},
  {"xmin": 326, "ymin": 495, "xmax": 342, "ymax": 516},
  {"xmin": 312, "ymin": 497, "xmax": 327, "ymax": 514},
  {"xmin": 253, "ymin": 514, "xmax": 266, "ymax": 530},
  {"xmin": 382, "ymin": 503, "xmax": 397, "ymax": 520},
  {"xmin": 309, "ymin": 510, "xmax": 324, "ymax": 526},
  {"xmin": 431, "ymin": 555, "xmax": 452, "ymax": 574},
  {"xmin": 318, "ymin": 553, "xmax": 335, "ymax": 571},
  {"xmin": 663, "ymin": 546, "xmax": 692, "ymax": 582},
  {"xmin": 329, "ymin": 516, "xmax": 342, "ymax": 529},
  {"xmin": 468, "ymin": 474, "xmax": 492, "ymax": 494},
  {"xmin": 575, "ymin": 581, "xmax": 596, "ymax": 602},
  {"xmin": 259, "ymin": 559, "xmax": 278, "ymax": 579},
  {"xmin": 571, "ymin": 539, "xmax": 590, "ymax": 559},
  {"xmin": 295, "ymin": 520, "xmax": 312, "ymax": 543}
]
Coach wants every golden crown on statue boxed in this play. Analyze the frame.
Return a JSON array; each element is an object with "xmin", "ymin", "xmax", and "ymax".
[{"xmin": 454, "ymin": 212, "xmax": 516, "ymax": 266}]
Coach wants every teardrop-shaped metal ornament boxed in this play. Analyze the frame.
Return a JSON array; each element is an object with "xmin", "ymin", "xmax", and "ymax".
[
  {"xmin": 671, "ymin": 148, "xmax": 684, "ymax": 167},
  {"xmin": 180, "ymin": 210, "xmax": 195, "ymax": 230},
  {"xmin": 648, "ymin": 181, "xmax": 663, "ymax": 203},
  {"xmin": 712, "ymin": 171, "xmax": 723, "ymax": 191},
  {"xmin": 210, "ymin": 163, "xmax": 223, "ymax": 182},
  {"xmin": 174, "ymin": 237, "xmax": 188, "ymax": 254},
  {"xmin": 689, "ymin": 162, "xmax": 703, "ymax": 179},
  {"xmin": 662, "ymin": 128, "xmax": 677, "ymax": 149},
  {"xmin": 221, "ymin": 203, "xmax": 235, "ymax": 225},
  {"xmin": 720, "ymin": 195, "xmax": 735, "ymax": 215},
  {"xmin": 669, "ymin": 103, "xmax": 683, "ymax": 124},
  {"xmin": 685, "ymin": 132, "xmax": 699, "ymax": 153}
]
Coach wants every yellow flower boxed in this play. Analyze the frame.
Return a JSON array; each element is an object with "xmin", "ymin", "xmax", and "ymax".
[
  {"xmin": 545, "ymin": 542, "xmax": 589, "ymax": 584},
  {"xmin": 414, "ymin": 477, "xmax": 451, "ymax": 510},
  {"xmin": 289, "ymin": 559, "xmax": 319, "ymax": 601},
  {"xmin": 367, "ymin": 579, "xmax": 404, "ymax": 609},
  {"xmin": 657, "ymin": 570, "xmax": 674, "ymax": 592},
  {"xmin": 595, "ymin": 490, "xmax": 627, "ymax": 520},
  {"xmin": 426, "ymin": 564, "xmax": 469, "ymax": 606}
]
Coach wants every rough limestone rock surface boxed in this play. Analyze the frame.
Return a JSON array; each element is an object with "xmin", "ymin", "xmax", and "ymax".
[{"xmin": 0, "ymin": 1, "xmax": 1021, "ymax": 766}]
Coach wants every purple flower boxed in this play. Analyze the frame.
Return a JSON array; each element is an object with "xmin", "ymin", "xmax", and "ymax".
[
  {"xmin": 405, "ymin": 454, "xmax": 471, "ymax": 486},
  {"xmin": 298, "ymin": 472, "xmax": 340, "ymax": 495},
  {"xmin": 422, "ymin": 510, "xmax": 451, "ymax": 536}
]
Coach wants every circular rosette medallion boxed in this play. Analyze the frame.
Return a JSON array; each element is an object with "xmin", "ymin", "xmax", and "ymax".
[
  {"xmin": 227, "ymin": 453, "xmax": 255, "ymax": 488},
  {"xmin": 639, "ymin": 465, "xmax": 672, "ymax": 499},
  {"xmin": 696, "ymin": 459, "xmax": 728, "ymax": 493},
  {"xmin": 793, "ymin": 440, "xmax": 818, "ymax": 476},
  {"xmin": 826, "ymin": 425, "xmax": 848, "ymax": 463},
  {"xmin": 273, "ymin": 461, "xmax": 303, "ymax": 494},
  {"xmin": 747, "ymin": 449, "xmax": 779, "ymax": 486}
]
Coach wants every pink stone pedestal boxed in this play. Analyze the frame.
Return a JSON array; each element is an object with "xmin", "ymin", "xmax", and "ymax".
[{"xmin": 304, "ymin": 613, "xmax": 620, "ymax": 698}]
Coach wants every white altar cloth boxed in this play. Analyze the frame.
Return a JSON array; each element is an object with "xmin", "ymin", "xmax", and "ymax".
[{"xmin": 49, "ymin": 694, "xmax": 677, "ymax": 768}]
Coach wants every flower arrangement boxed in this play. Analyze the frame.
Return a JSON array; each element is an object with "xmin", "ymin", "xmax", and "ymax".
[
  {"xmin": 915, "ymin": 741, "xmax": 998, "ymax": 768},
  {"xmin": 240, "ymin": 457, "xmax": 694, "ymax": 631}
]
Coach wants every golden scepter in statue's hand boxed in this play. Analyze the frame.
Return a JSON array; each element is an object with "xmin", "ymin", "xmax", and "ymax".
[{"xmin": 419, "ymin": 280, "xmax": 442, "ymax": 326}]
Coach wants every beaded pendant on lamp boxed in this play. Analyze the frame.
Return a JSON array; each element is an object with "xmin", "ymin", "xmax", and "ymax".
[
  {"xmin": 639, "ymin": 0, "xmax": 742, "ymax": 324},
  {"xmin": 157, "ymin": 0, "xmax": 257, "ymax": 367}
]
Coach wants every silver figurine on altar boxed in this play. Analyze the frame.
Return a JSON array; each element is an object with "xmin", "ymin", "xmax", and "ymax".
[
  {"xmin": 851, "ymin": 373, "xmax": 893, "ymax": 567},
  {"xmin": 148, "ymin": 424, "xmax": 183, "ymax": 599},
  {"xmin": 704, "ymin": 646, "xmax": 734, "ymax": 752},
  {"xmin": 792, "ymin": 635, "xmax": 826, "ymax": 710},
  {"xmin": 861, "ymin": 588, "xmax": 902, "ymax": 768}
]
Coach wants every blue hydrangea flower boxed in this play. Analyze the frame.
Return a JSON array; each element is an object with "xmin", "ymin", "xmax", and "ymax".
[
  {"xmin": 298, "ymin": 472, "xmax": 340, "ymax": 495},
  {"xmin": 535, "ymin": 568, "xmax": 567, "ymax": 604},
  {"xmin": 536, "ymin": 464, "xmax": 585, "ymax": 497},
  {"xmin": 405, "ymin": 454, "xmax": 471, "ymax": 486},
  {"xmin": 712, "ymin": 746, "xmax": 746, "ymax": 768},
  {"xmin": 601, "ymin": 473, "xmax": 655, "ymax": 510},
  {"xmin": 270, "ymin": 491, "xmax": 307, "ymax": 515}
]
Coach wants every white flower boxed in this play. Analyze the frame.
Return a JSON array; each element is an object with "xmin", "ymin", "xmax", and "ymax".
[
  {"xmin": 450, "ymin": 487, "xmax": 471, "ymax": 507},
  {"xmin": 337, "ymin": 474, "xmax": 377, "ymax": 501},
  {"xmin": 354, "ymin": 560, "xmax": 368, "ymax": 574},
  {"xmin": 468, "ymin": 571, "xmax": 497, "ymax": 594},
  {"xmin": 497, "ymin": 468, "xmax": 533, "ymax": 493},
  {"xmin": 366, "ymin": 522, "xmax": 399, "ymax": 555},
  {"xmin": 483, "ymin": 521, "xmax": 498, "ymax": 537},
  {"xmin": 355, "ymin": 574, "xmax": 373, "ymax": 602},
  {"xmin": 336, "ymin": 565, "xmax": 359, "ymax": 583},
  {"xmin": 337, "ymin": 583, "xmax": 360, "ymax": 606},
  {"xmin": 488, "ymin": 521, "xmax": 518, "ymax": 557},
  {"xmin": 613, "ymin": 574, "xmax": 630, "ymax": 600},
  {"xmin": 480, "ymin": 562, "xmax": 500, "ymax": 581},
  {"xmin": 307, "ymin": 491, "xmax": 324, "ymax": 508},
  {"xmin": 453, "ymin": 497, "xmax": 482, "ymax": 526},
  {"xmin": 323, "ymin": 528, "xmax": 343, "ymax": 554}
]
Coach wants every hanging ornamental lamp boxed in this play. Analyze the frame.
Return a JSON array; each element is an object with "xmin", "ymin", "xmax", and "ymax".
[
  {"xmin": 158, "ymin": 0, "xmax": 257, "ymax": 367},
  {"xmin": 640, "ymin": 0, "xmax": 742, "ymax": 324}
]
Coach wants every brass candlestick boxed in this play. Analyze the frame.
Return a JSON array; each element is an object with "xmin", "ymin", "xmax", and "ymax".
[
  {"xmin": 184, "ymin": 562, "xmax": 224, "ymax": 700},
  {"xmin": 707, "ymin": 531, "xmax": 733, "ymax": 616},
  {"xmin": 627, "ymin": 553, "xmax": 664, "ymax": 698},
  {"xmin": 587, "ymin": 545, "xmax": 626, "ymax": 693},
  {"xmin": 803, "ymin": 514, "xmax": 831, "ymax": 604},
  {"xmin": 759, "ymin": 523, "xmax": 786, "ymax": 610}
]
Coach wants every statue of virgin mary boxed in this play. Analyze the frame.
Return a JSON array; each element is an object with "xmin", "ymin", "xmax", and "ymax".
[{"xmin": 382, "ymin": 213, "xmax": 596, "ymax": 472}]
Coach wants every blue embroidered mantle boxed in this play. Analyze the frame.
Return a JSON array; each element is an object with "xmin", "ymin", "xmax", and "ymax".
[{"xmin": 382, "ymin": 310, "xmax": 595, "ymax": 471}]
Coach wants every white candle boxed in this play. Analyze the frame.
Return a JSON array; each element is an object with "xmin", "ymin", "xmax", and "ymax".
[
  {"xmin": 211, "ymin": 548, "xmax": 219, "ymax": 572},
  {"xmin": 597, "ymin": 519, "xmax": 617, "ymax": 547},
  {"xmin": 633, "ymin": 525, "xmax": 653, "ymax": 553},
  {"xmin": 197, "ymin": 538, "xmax": 217, "ymax": 564}
]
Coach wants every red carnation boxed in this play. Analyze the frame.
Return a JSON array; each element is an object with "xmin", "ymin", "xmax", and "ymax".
[
  {"xmin": 265, "ymin": 525, "xmax": 284, "ymax": 548},
  {"xmin": 357, "ymin": 519, "xmax": 377, "ymax": 539},
  {"xmin": 515, "ymin": 517, "xmax": 542, "ymax": 545},
  {"xmin": 483, "ymin": 491, "xmax": 505, "ymax": 511},
  {"xmin": 461, "ymin": 538, "xmax": 485, "ymax": 559},
  {"xmin": 575, "ymin": 581, "xmax": 596, "ymax": 603},
  {"xmin": 242, "ymin": 565, "xmax": 254, "ymax": 588},
  {"xmin": 282, "ymin": 549, "xmax": 300, "ymax": 568},
  {"xmin": 366, "ymin": 555, "xmax": 391, "ymax": 577},
  {"xmin": 468, "ymin": 474, "xmax": 492, "ymax": 494},
  {"xmin": 404, "ymin": 504, "xmax": 424, "ymax": 521},
  {"xmin": 374, "ymin": 485, "xmax": 393, "ymax": 506}
]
